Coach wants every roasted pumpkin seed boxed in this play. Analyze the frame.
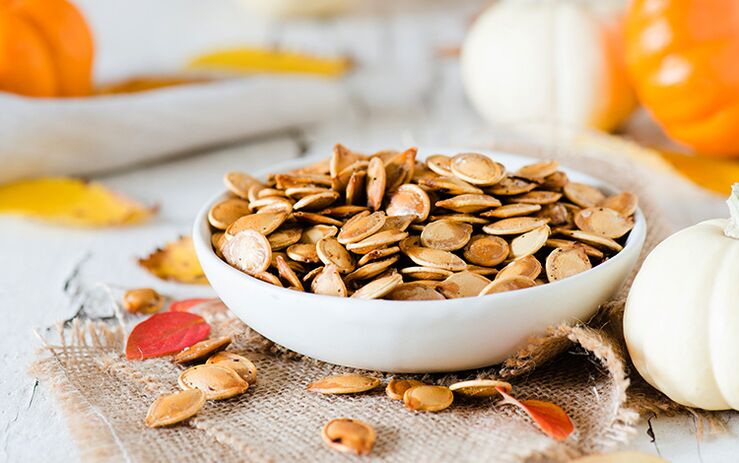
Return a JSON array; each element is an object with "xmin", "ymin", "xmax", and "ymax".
[
  {"xmin": 403, "ymin": 385, "xmax": 453, "ymax": 412},
  {"xmin": 479, "ymin": 276, "xmax": 537, "ymax": 295},
  {"xmin": 145, "ymin": 389, "xmax": 205, "ymax": 428},
  {"xmin": 275, "ymin": 254, "xmax": 305, "ymax": 290},
  {"xmin": 226, "ymin": 212, "xmax": 288, "ymax": 237},
  {"xmin": 123, "ymin": 288, "xmax": 164, "ymax": 315},
  {"xmin": 483, "ymin": 217, "xmax": 549, "ymax": 235},
  {"xmin": 316, "ymin": 237, "xmax": 355, "ymax": 274},
  {"xmin": 564, "ymin": 182, "xmax": 606, "ymax": 207},
  {"xmin": 385, "ymin": 184, "xmax": 431, "ymax": 222},
  {"xmin": 321, "ymin": 418, "xmax": 376, "ymax": 456},
  {"xmin": 307, "ymin": 375, "xmax": 381, "ymax": 394},
  {"xmin": 206, "ymin": 351, "xmax": 257, "ymax": 384},
  {"xmin": 510, "ymin": 225, "xmax": 550, "ymax": 258},
  {"xmin": 404, "ymin": 246, "xmax": 467, "ymax": 271},
  {"xmin": 574, "ymin": 207, "xmax": 635, "ymax": 239},
  {"xmin": 286, "ymin": 243, "xmax": 320, "ymax": 264},
  {"xmin": 208, "ymin": 198, "xmax": 251, "ymax": 230},
  {"xmin": 400, "ymin": 266, "xmax": 453, "ymax": 280},
  {"xmin": 481, "ymin": 203, "xmax": 542, "ymax": 218},
  {"xmin": 435, "ymin": 194, "xmax": 501, "ymax": 213},
  {"xmin": 515, "ymin": 160, "xmax": 559, "ymax": 180},
  {"xmin": 366, "ymin": 157, "xmax": 387, "ymax": 211},
  {"xmin": 178, "ymin": 364, "xmax": 248, "ymax": 400},
  {"xmin": 386, "ymin": 282, "xmax": 445, "ymax": 300},
  {"xmin": 463, "ymin": 235, "xmax": 509, "ymax": 267},
  {"xmin": 545, "ymin": 246, "xmax": 592, "ymax": 282},
  {"xmin": 386, "ymin": 378, "xmax": 425, "ymax": 400},
  {"xmin": 222, "ymin": 229, "xmax": 272, "ymax": 275},
  {"xmin": 337, "ymin": 211, "xmax": 386, "ymax": 244},
  {"xmin": 174, "ymin": 336, "xmax": 231, "ymax": 364},
  {"xmin": 436, "ymin": 271, "xmax": 491, "ymax": 299},
  {"xmin": 224, "ymin": 171, "xmax": 260, "ymax": 199},
  {"xmin": 450, "ymin": 153, "xmax": 505, "ymax": 186},
  {"xmin": 420, "ymin": 220, "xmax": 473, "ymax": 251},
  {"xmin": 351, "ymin": 273, "xmax": 403, "ymax": 299},
  {"xmin": 599, "ymin": 192, "xmax": 638, "ymax": 217},
  {"xmin": 496, "ymin": 255, "xmax": 542, "ymax": 281},
  {"xmin": 311, "ymin": 264, "xmax": 347, "ymax": 297},
  {"xmin": 448, "ymin": 379, "xmax": 512, "ymax": 397}
]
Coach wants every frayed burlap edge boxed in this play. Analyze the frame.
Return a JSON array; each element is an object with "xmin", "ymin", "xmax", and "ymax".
[{"xmin": 30, "ymin": 321, "xmax": 130, "ymax": 463}]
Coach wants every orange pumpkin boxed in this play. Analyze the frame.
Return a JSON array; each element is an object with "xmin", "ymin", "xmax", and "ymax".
[
  {"xmin": 625, "ymin": 0, "xmax": 739, "ymax": 158},
  {"xmin": 0, "ymin": 0, "xmax": 94, "ymax": 97}
]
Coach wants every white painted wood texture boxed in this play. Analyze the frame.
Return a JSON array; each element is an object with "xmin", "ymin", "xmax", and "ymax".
[{"xmin": 1, "ymin": 1, "xmax": 735, "ymax": 462}]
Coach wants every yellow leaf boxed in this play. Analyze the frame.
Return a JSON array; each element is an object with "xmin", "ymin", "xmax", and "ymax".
[
  {"xmin": 188, "ymin": 47, "xmax": 352, "ymax": 78},
  {"xmin": 658, "ymin": 151, "xmax": 739, "ymax": 196},
  {"xmin": 139, "ymin": 236, "xmax": 208, "ymax": 285},
  {"xmin": 0, "ymin": 177, "xmax": 153, "ymax": 227}
]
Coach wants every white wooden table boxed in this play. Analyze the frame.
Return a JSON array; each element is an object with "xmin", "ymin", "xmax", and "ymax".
[{"xmin": 1, "ymin": 0, "xmax": 735, "ymax": 461}]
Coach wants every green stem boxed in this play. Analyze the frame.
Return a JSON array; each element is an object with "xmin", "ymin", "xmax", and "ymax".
[{"xmin": 726, "ymin": 183, "xmax": 739, "ymax": 239}]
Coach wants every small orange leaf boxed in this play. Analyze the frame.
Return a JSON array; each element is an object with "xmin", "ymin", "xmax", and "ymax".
[
  {"xmin": 139, "ymin": 236, "xmax": 208, "ymax": 285},
  {"xmin": 496, "ymin": 386, "xmax": 574, "ymax": 441}
]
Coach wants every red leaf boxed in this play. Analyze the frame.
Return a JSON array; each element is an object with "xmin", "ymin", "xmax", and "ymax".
[
  {"xmin": 126, "ymin": 312, "xmax": 210, "ymax": 360},
  {"xmin": 169, "ymin": 298, "xmax": 215, "ymax": 312},
  {"xmin": 496, "ymin": 386, "xmax": 574, "ymax": 441}
]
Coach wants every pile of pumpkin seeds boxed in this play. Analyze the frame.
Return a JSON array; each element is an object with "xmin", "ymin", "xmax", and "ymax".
[
  {"xmin": 309, "ymin": 374, "xmax": 513, "ymax": 455},
  {"xmin": 144, "ymin": 336, "xmax": 257, "ymax": 428},
  {"xmin": 209, "ymin": 145, "xmax": 638, "ymax": 299}
]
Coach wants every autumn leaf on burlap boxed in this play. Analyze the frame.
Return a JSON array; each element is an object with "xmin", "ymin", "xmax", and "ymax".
[
  {"xmin": 126, "ymin": 311, "xmax": 211, "ymax": 360},
  {"xmin": 139, "ymin": 236, "xmax": 208, "ymax": 285},
  {"xmin": 496, "ymin": 386, "xmax": 574, "ymax": 441},
  {"xmin": 0, "ymin": 177, "xmax": 154, "ymax": 226}
]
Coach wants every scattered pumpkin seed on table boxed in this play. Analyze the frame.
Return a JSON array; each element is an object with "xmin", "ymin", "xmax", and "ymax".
[
  {"xmin": 208, "ymin": 146, "xmax": 638, "ymax": 299},
  {"xmin": 321, "ymin": 418, "xmax": 377, "ymax": 455}
]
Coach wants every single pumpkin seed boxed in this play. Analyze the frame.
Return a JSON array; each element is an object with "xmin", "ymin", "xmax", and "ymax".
[
  {"xmin": 400, "ymin": 266, "xmax": 453, "ymax": 280},
  {"xmin": 345, "ymin": 255, "xmax": 400, "ymax": 282},
  {"xmin": 224, "ymin": 171, "xmax": 261, "ymax": 199},
  {"xmin": 574, "ymin": 207, "xmax": 635, "ymax": 239},
  {"xmin": 487, "ymin": 177, "xmax": 537, "ymax": 195},
  {"xmin": 307, "ymin": 374, "xmax": 381, "ymax": 394},
  {"xmin": 479, "ymin": 276, "xmax": 537, "ymax": 295},
  {"xmin": 450, "ymin": 153, "xmax": 505, "ymax": 186},
  {"xmin": 463, "ymin": 235, "xmax": 509, "ymax": 267},
  {"xmin": 207, "ymin": 351, "xmax": 257, "ymax": 384},
  {"xmin": 293, "ymin": 191, "xmax": 340, "ymax": 211},
  {"xmin": 481, "ymin": 203, "xmax": 542, "ymax": 218},
  {"xmin": 420, "ymin": 220, "xmax": 473, "ymax": 251},
  {"xmin": 448, "ymin": 379, "xmax": 512, "ymax": 397},
  {"xmin": 285, "ymin": 186, "xmax": 331, "ymax": 200},
  {"xmin": 274, "ymin": 173, "xmax": 333, "ymax": 189},
  {"xmin": 301, "ymin": 224, "xmax": 339, "ymax": 244},
  {"xmin": 435, "ymin": 194, "xmax": 502, "ymax": 213},
  {"xmin": 510, "ymin": 190, "xmax": 563, "ymax": 205},
  {"xmin": 599, "ymin": 192, "xmax": 638, "ymax": 217},
  {"xmin": 546, "ymin": 246, "xmax": 592, "ymax": 282},
  {"xmin": 311, "ymin": 264, "xmax": 347, "ymax": 297},
  {"xmin": 510, "ymin": 225, "xmax": 550, "ymax": 258},
  {"xmin": 496, "ymin": 255, "xmax": 542, "ymax": 281},
  {"xmin": 426, "ymin": 154, "xmax": 453, "ymax": 176},
  {"xmin": 123, "ymin": 288, "xmax": 164, "ymax": 315},
  {"xmin": 320, "ymin": 205, "xmax": 369, "ymax": 218},
  {"xmin": 540, "ymin": 171, "xmax": 569, "ymax": 190},
  {"xmin": 404, "ymin": 246, "xmax": 467, "ymax": 271},
  {"xmin": 337, "ymin": 211, "xmax": 386, "ymax": 244},
  {"xmin": 174, "ymin": 336, "xmax": 231, "ymax": 364},
  {"xmin": 515, "ymin": 160, "xmax": 559, "ymax": 180},
  {"xmin": 417, "ymin": 175, "xmax": 483, "ymax": 195},
  {"xmin": 286, "ymin": 243, "xmax": 320, "ymax": 264},
  {"xmin": 257, "ymin": 187, "xmax": 287, "ymax": 199},
  {"xmin": 321, "ymin": 418, "xmax": 376, "ymax": 456},
  {"xmin": 386, "ymin": 378, "xmax": 425, "ymax": 400},
  {"xmin": 345, "ymin": 229, "xmax": 409, "ymax": 254},
  {"xmin": 178, "ymin": 364, "xmax": 249, "ymax": 400},
  {"xmin": 267, "ymin": 225, "xmax": 303, "ymax": 250},
  {"xmin": 251, "ymin": 197, "xmax": 294, "ymax": 215},
  {"xmin": 537, "ymin": 203, "xmax": 570, "ymax": 225},
  {"xmin": 366, "ymin": 157, "xmax": 387, "ymax": 211},
  {"xmin": 345, "ymin": 170, "xmax": 367, "ymax": 205},
  {"xmin": 254, "ymin": 271, "xmax": 283, "ymax": 286},
  {"xmin": 316, "ymin": 237, "xmax": 355, "ymax": 274},
  {"xmin": 563, "ymin": 182, "xmax": 606, "ymax": 207},
  {"xmin": 385, "ymin": 184, "xmax": 431, "ymax": 222},
  {"xmin": 222, "ymin": 229, "xmax": 272, "ymax": 275},
  {"xmin": 403, "ymin": 385, "xmax": 453, "ymax": 412},
  {"xmin": 302, "ymin": 265, "xmax": 324, "ymax": 282},
  {"xmin": 385, "ymin": 282, "xmax": 445, "ymax": 300},
  {"xmin": 482, "ymin": 217, "xmax": 549, "ymax": 235},
  {"xmin": 436, "ymin": 271, "xmax": 491, "ymax": 299},
  {"xmin": 144, "ymin": 389, "xmax": 205, "ymax": 428},
  {"xmin": 226, "ymin": 212, "xmax": 288, "ymax": 237},
  {"xmin": 351, "ymin": 273, "xmax": 403, "ymax": 299},
  {"xmin": 384, "ymin": 147, "xmax": 417, "ymax": 191},
  {"xmin": 428, "ymin": 213, "xmax": 490, "ymax": 225},
  {"xmin": 275, "ymin": 254, "xmax": 305, "ymax": 290},
  {"xmin": 465, "ymin": 265, "xmax": 499, "ymax": 277},
  {"xmin": 356, "ymin": 246, "xmax": 401, "ymax": 266},
  {"xmin": 208, "ymin": 198, "xmax": 251, "ymax": 230}
]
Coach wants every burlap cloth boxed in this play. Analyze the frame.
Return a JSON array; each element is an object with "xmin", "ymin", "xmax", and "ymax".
[{"xmin": 32, "ymin": 132, "xmax": 725, "ymax": 462}]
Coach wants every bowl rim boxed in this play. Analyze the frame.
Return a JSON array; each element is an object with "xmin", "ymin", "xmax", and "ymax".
[{"xmin": 193, "ymin": 147, "xmax": 647, "ymax": 307}]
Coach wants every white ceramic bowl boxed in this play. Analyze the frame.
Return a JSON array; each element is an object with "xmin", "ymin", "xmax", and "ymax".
[{"xmin": 193, "ymin": 149, "xmax": 646, "ymax": 373}]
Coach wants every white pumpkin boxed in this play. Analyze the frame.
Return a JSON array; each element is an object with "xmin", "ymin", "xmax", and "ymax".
[
  {"xmin": 624, "ymin": 184, "xmax": 739, "ymax": 410},
  {"xmin": 460, "ymin": 0, "xmax": 635, "ymax": 132}
]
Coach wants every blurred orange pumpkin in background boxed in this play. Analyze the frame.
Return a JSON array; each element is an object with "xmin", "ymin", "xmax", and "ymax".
[
  {"xmin": 625, "ymin": 0, "xmax": 739, "ymax": 158},
  {"xmin": 0, "ymin": 0, "xmax": 93, "ymax": 97}
]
